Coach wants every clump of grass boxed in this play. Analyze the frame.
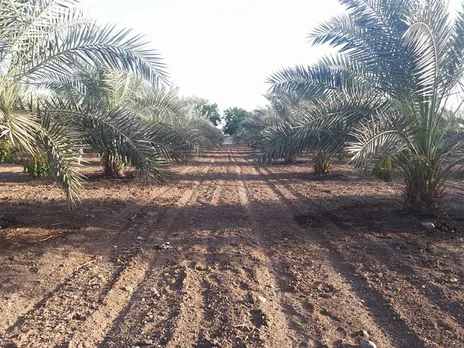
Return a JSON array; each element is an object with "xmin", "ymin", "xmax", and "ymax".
[
  {"xmin": 24, "ymin": 155, "xmax": 52, "ymax": 179},
  {"xmin": 0, "ymin": 140, "xmax": 13, "ymax": 163},
  {"xmin": 372, "ymin": 156, "xmax": 393, "ymax": 182}
]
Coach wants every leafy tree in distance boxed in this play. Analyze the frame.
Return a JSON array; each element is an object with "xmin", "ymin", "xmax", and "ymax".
[
  {"xmin": 223, "ymin": 107, "xmax": 249, "ymax": 135},
  {"xmin": 201, "ymin": 103, "xmax": 221, "ymax": 126}
]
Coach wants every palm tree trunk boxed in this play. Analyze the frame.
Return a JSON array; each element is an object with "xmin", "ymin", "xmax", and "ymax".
[
  {"xmin": 403, "ymin": 156, "xmax": 444, "ymax": 210},
  {"xmin": 285, "ymin": 154, "xmax": 297, "ymax": 163},
  {"xmin": 313, "ymin": 151, "xmax": 332, "ymax": 175},
  {"xmin": 101, "ymin": 152, "xmax": 123, "ymax": 178}
]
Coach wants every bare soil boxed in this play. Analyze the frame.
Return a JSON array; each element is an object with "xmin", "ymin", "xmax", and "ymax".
[{"xmin": 0, "ymin": 147, "xmax": 463, "ymax": 348}]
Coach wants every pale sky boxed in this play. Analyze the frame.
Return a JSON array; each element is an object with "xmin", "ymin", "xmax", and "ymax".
[
  {"xmin": 80, "ymin": 0, "xmax": 342, "ymax": 111},
  {"xmin": 80, "ymin": 0, "xmax": 463, "ymax": 111}
]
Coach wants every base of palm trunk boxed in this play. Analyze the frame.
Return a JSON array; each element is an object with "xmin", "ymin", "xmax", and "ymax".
[
  {"xmin": 101, "ymin": 154, "xmax": 124, "ymax": 178},
  {"xmin": 313, "ymin": 151, "xmax": 332, "ymax": 175},
  {"xmin": 403, "ymin": 156, "xmax": 445, "ymax": 211},
  {"xmin": 285, "ymin": 155, "xmax": 297, "ymax": 164},
  {"xmin": 404, "ymin": 181, "xmax": 445, "ymax": 212}
]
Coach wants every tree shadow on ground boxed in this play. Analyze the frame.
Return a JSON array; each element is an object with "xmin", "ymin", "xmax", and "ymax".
[
  {"xmin": 258, "ymin": 170, "xmax": 464, "ymax": 347},
  {"xmin": 1, "ymin": 192, "xmax": 463, "ymax": 346},
  {"xmin": 1, "ymin": 148, "xmax": 464, "ymax": 346}
]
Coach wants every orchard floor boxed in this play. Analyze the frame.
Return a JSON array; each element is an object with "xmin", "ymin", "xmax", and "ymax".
[{"xmin": 0, "ymin": 147, "xmax": 464, "ymax": 348}]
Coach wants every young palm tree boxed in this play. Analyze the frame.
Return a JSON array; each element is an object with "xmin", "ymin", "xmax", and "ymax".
[
  {"xmin": 266, "ymin": 0, "xmax": 464, "ymax": 209},
  {"xmin": 235, "ymin": 94, "xmax": 301, "ymax": 162},
  {"xmin": 158, "ymin": 95, "xmax": 224, "ymax": 152},
  {"xmin": 242, "ymin": 95, "xmax": 352, "ymax": 168},
  {"xmin": 40, "ymin": 67, "xmax": 199, "ymax": 182},
  {"xmin": 235, "ymin": 107, "xmax": 276, "ymax": 147},
  {"xmin": 241, "ymin": 107, "xmax": 300, "ymax": 163},
  {"xmin": 0, "ymin": 0, "xmax": 167, "ymax": 204}
]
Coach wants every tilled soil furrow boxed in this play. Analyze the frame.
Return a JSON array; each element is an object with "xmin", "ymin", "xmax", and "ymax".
[
  {"xmin": 77, "ymin": 158, "xmax": 220, "ymax": 348},
  {"xmin": 3, "ymin": 167, "xmax": 199, "ymax": 348},
  {"xmin": 95, "ymin": 155, "xmax": 221, "ymax": 347},
  {"xmin": 263, "ymin": 165, "xmax": 464, "ymax": 347},
  {"xmin": 194, "ymin": 158, "xmax": 251, "ymax": 347},
  {"xmin": 230, "ymin": 150, "xmax": 399, "ymax": 347}
]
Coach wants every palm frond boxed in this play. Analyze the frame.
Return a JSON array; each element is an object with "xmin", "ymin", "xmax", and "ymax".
[
  {"xmin": 25, "ymin": 21, "xmax": 168, "ymax": 85},
  {"xmin": 347, "ymin": 110, "xmax": 416, "ymax": 169},
  {"xmin": 38, "ymin": 107, "xmax": 84, "ymax": 206},
  {"xmin": 135, "ymin": 87, "xmax": 184, "ymax": 121}
]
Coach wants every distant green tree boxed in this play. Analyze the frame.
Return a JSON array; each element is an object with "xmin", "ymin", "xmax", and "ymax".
[
  {"xmin": 223, "ymin": 107, "xmax": 249, "ymax": 135},
  {"xmin": 201, "ymin": 103, "xmax": 221, "ymax": 126}
]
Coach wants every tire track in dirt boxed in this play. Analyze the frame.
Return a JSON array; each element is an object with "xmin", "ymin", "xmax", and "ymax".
[
  {"xmin": 229, "ymin": 149, "xmax": 401, "ymax": 347},
  {"xmin": 165, "ymin": 154, "xmax": 231, "ymax": 347},
  {"xmin": 2, "ymin": 163, "xmax": 202, "ymax": 347},
  {"xmin": 184, "ymin": 152, "xmax": 262, "ymax": 347},
  {"xmin": 69, "ymin": 157, "xmax": 219, "ymax": 348},
  {"xmin": 229, "ymin": 149, "xmax": 311, "ymax": 347},
  {"xmin": 222, "ymin": 150, "xmax": 296, "ymax": 347},
  {"xmin": 262, "ymin": 165, "xmax": 464, "ymax": 347},
  {"xmin": 89, "ymin": 153, "xmax": 222, "ymax": 347},
  {"xmin": 183, "ymin": 150, "xmax": 287, "ymax": 347},
  {"xmin": 257, "ymin": 164, "xmax": 433, "ymax": 347}
]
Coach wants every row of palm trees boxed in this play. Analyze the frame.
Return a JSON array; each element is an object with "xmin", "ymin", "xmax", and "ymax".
[
  {"xmin": 238, "ymin": 0, "xmax": 464, "ymax": 209},
  {"xmin": 0, "ymin": 0, "xmax": 222, "ymax": 205}
]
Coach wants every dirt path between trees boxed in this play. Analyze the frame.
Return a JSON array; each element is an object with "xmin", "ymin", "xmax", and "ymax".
[{"xmin": 1, "ymin": 147, "xmax": 463, "ymax": 347}]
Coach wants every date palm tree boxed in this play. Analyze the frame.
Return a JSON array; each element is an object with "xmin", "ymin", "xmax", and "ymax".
[
  {"xmin": 266, "ymin": 0, "xmax": 464, "ymax": 209},
  {"xmin": 243, "ymin": 93, "xmax": 354, "ymax": 167},
  {"xmin": 39, "ymin": 67, "xmax": 199, "ymax": 181},
  {"xmin": 0, "ymin": 0, "xmax": 167, "ymax": 204},
  {"xmin": 141, "ymin": 94, "xmax": 224, "ymax": 152},
  {"xmin": 45, "ymin": 66, "xmax": 223, "ymax": 177}
]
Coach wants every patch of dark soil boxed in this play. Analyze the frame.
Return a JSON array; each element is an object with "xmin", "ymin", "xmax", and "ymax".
[
  {"xmin": 250, "ymin": 309, "xmax": 268, "ymax": 329},
  {"xmin": 293, "ymin": 213, "xmax": 325, "ymax": 228},
  {"xmin": 293, "ymin": 211, "xmax": 349, "ymax": 230},
  {"xmin": 0, "ymin": 216, "xmax": 19, "ymax": 229}
]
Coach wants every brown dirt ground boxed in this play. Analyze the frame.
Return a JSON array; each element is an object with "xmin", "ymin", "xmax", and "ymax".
[{"xmin": 0, "ymin": 147, "xmax": 463, "ymax": 348}]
